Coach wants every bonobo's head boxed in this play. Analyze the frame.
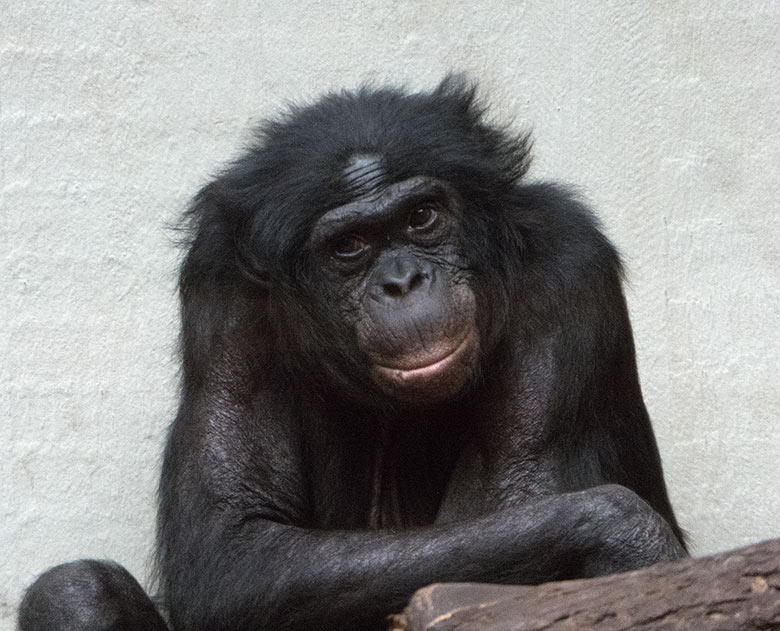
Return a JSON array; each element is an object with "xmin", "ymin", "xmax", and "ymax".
[
  {"xmin": 197, "ymin": 77, "xmax": 531, "ymax": 408},
  {"xmin": 308, "ymin": 165, "xmax": 480, "ymax": 404}
]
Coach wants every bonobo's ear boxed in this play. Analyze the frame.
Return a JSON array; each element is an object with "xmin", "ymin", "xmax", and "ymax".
[
  {"xmin": 178, "ymin": 180, "xmax": 271, "ymax": 376},
  {"xmin": 180, "ymin": 181, "xmax": 271, "ymax": 293},
  {"xmin": 235, "ymin": 240, "xmax": 272, "ymax": 289}
]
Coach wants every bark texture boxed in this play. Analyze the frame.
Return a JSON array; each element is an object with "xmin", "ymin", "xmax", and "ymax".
[{"xmin": 390, "ymin": 538, "xmax": 780, "ymax": 630}]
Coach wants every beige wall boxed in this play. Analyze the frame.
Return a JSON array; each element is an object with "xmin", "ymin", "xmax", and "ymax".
[{"xmin": 2, "ymin": 2, "xmax": 779, "ymax": 627}]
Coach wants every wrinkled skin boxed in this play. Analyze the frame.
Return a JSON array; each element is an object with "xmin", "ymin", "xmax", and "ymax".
[
  {"xmin": 19, "ymin": 79, "xmax": 686, "ymax": 631},
  {"xmin": 311, "ymin": 173, "xmax": 481, "ymax": 404}
]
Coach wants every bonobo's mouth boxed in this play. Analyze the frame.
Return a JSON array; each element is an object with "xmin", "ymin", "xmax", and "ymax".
[
  {"xmin": 374, "ymin": 330, "xmax": 473, "ymax": 376},
  {"xmin": 371, "ymin": 327, "xmax": 479, "ymax": 403}
]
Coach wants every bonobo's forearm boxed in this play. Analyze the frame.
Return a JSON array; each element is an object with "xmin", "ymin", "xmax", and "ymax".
[
  {"xmin": 170, "ymin": 485, "xmax": 683, "ymax": 631},
  {"xmin": 179, "ymin": 505, "xmax": 569, "ymax": 630}
]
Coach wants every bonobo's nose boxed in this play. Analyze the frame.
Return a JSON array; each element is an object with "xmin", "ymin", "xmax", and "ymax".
[
  {"xmin": 375, "ymin": 254, "xmax": 432, "ymax": 299},
  {"xmin": 379, "ymin": 257, "xmax": 427, "ymax": 298}
]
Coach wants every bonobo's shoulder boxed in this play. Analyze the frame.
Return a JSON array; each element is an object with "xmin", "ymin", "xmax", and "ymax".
[
  {"xmin": 515, "ymin": 182, "xmax": 600, "ymax": 227},
  {"xmin": 513, "ymin": 181, "xmax": 622, "ymax": 273}
]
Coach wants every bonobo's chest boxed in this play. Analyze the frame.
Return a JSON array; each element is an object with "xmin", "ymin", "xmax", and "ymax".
[{"xmin": 306, "ymin": 413, "xmax": 467, "ymax": 530}]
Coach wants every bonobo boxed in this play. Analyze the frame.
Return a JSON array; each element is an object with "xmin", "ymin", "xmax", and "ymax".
[{"xmin": 19, "ymin": 78, "xmax": 687, "ymax": 631}]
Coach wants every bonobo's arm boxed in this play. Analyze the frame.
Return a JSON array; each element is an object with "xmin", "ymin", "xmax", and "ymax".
[
  {"xmin": 162, "ymin": 480, "xmax": 681, "ymax": 631},
  {"xmin": 159, "ymin": 372, "xmax": 684, "ymax": 631}
]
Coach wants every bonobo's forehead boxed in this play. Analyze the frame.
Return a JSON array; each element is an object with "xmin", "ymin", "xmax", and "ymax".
[
  {"xmin": 343, "ymin": 154, "xmax": 386, "ymax": 198},
  {"xmin": 309, "ymin": 175, "xmax": 452, "ymax": 244}
]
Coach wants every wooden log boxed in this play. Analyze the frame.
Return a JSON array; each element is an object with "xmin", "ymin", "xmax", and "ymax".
[{"xmin": 390, "ymin": 538, "xmax": 780, "ymax": 630}]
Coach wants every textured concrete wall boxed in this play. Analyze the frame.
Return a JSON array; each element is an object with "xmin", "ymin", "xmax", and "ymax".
[{"xmin": 2, "ymin": 2, "xmax": 779, "ymax": 627}]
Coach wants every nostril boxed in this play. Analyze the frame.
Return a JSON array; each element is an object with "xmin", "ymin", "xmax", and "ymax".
[
  {"xmin": 383, "ymin": 281, "xmax": 403, "ymax": 297},
  {"xmin": 407, "ymin": 272, "xmax": 424, "ymax": 292},
  {"xmin": 383, "ymin": 271, "xmax": 424, "ymax": 297}
]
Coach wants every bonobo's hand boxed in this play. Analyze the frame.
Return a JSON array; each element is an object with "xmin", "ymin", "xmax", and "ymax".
[{"xmin": 577, "ymin": 484, "xmax": 687, "ymax": 577}]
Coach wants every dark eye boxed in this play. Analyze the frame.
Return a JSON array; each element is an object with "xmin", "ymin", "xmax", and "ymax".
[
  {"xmin": 331, "ymin": 234, "xmax": 368, "ymax": 260},
  {"xmin": 407, "ymin": 205, "xmax": 439, "ymax": 231}
]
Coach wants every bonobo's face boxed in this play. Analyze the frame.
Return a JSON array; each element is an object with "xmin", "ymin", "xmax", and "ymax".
[{"xmin": 308, "ymin": 156, "xmax": 480, "ymax": 405}]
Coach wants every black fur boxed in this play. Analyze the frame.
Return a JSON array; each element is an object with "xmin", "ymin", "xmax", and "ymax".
[{"xmin": 19, "ymin": 78, "xmax": 686, "ymax": 631}]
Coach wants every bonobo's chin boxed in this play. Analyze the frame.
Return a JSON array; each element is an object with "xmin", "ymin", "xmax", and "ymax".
[{"xmin": 370, "ymin": 329, "xmax": 480, "ymax": 406}]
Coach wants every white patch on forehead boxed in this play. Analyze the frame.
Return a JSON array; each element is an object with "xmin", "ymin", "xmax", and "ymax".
[{"xmin": 343, "ymin": 154, "xmax": 386, "ymax": 196}]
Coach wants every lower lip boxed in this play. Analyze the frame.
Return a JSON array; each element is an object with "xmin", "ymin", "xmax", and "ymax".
[{"xmin": 373, "ymin": 330, "xmax": 475, "ymax": 385}]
